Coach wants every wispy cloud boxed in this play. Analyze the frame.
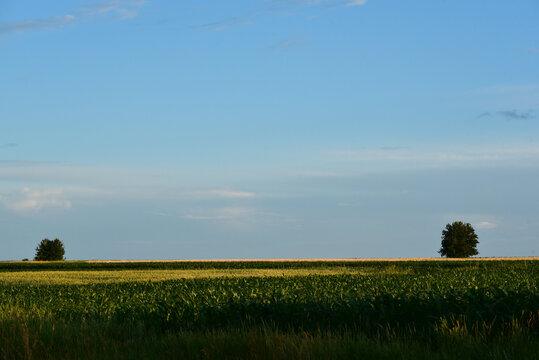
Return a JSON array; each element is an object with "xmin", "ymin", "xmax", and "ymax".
[
  {"xmin": 190, "ymin": 189, "xmax": 256, "ymax": 199},
  {"xmin": 520, "ymin": 47, "xmax": 539, "ymax": 55},
  {"xmin": 271, "ymin": 0, "xmax": 366, "ymax": 7},
  {"xmin": 194, "ymin": 16, "xmax": 255, "ymax": 32},
  {"xmin": 0, "ymin": 161, "xmax": 257, "ymax": 201},
  {"xmin": 0, "ymin": 15, "xmax": 76, "ymax": 34},
  {"xmin": 476, "ymin": 221, "xmax": 497, "ymax": 229},
  {"xmin": 193, "ymin": 0, "xmax": 366, "ymax": 32},
  {"xmin": 1, "ymin": 187, "xmax": 72, "ymax": 212},
  {"xmin": 0, "ymin": 185, "xmax": 113, "ymax": 213},
  {"xmin": 183, "ymin": 207, "xmax": 256, "ymax": 223},
  {"xmin": 0, "ymin": 1, "xmax": 146, "ymax": 35},
  {"xmin": 78, "ymin": 0, "xmax": 147, "ymax": 19},
  {"xmin": 270, "ymin": 37, "xmax": 308, "ymax": 53},
  {"xmin": 497, "ymin": 110, "xmax": 535, "ymax": 120},
  {"xmin": 325, "ymin": 145, "xmax": 539, "ymax": 168},
  {"xmin": 476, "ymin": 112, "xmax": 491, "ymax": 118},
  {"xmin": 0, "ymin": 143, "xmax": 18, "ymax": 149},
  {"xmin": 477, "ymin": 110, "xmax": 535, "ymax": 120},
  {"xmin": 183, "ymin": 207, "xmax": 299, "ymax": 228},
  {"xmin": 345, "ymin": 0, "xmax": 367, "ymax": 6},
  {"xmin": 443, "ymin": 214, "xmax": 500, "ymax": 232}
]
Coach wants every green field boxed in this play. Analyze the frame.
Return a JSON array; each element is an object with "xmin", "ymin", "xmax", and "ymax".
[{"xmin": 0, "ymin": 260, "xmax": 538, "ymax": 359}]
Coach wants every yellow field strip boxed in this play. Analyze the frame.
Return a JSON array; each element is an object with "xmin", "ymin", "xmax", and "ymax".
[{"xmin": 0, "ymin": 268, "xmax": 382, "ymax": 285}]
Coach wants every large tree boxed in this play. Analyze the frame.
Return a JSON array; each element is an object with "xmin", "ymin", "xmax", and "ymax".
[
  {"xmin": 34, "ymin": 238, "xmax": 65, "ymax": 261},
  {"xmin": 439, "ymin": 221, "xmax": 479, "ymax": 258}
]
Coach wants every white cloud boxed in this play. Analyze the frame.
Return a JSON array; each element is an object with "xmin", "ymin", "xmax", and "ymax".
[
  {"xmin": 0, "ymin": 162, "xmax": 259, "ymax": 201},
  {"xmin": 0, "ymin": 1, "xmax": 146, "ymax": 35},
  {"xmin": 0, "ymin": 186, "xmax": 110, "ymax": 213},
  {"xmin": 270, "ymin": 37, "xmax": 309, "ymax": 53},
  {"xmin": 183, "ymin": 207, "xmax": 299, "ymax": 227},
  {"xmin": 3, "ymin": 187, "xmax": 71, "ymax": 212},
  {"xmin": 0, "ymin": 15, "xmax": 76, "ymax": 34},
  {"xmin": 345, "ymin": 0, "xmax": 367, "ymax": 6},
  {"xmin": 325, "ymin": 145, "xmax": 539, "ymax": 169},
  {"xmin": 79, "ymin": 1, "xmax": 147, "ymax": 19},
  {"xmin": 189, "ymin": 189, "xmax": 256, "ymax": 199},
  {"xmin": 183, "ymin": 207, "xmax": 255, "ymax": 222},
  {"xmin": 476, "ymin": 221, "xmax": 497, "ymax": 229},
  {"xmin": 442, "ymin": 215, "xmax": 499, "ymax": 231}
]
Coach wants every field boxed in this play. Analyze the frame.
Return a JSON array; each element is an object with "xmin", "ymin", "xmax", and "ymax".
[{"xmin": 0, "ymin": 259, "xmax": 538, "ymax": 359}]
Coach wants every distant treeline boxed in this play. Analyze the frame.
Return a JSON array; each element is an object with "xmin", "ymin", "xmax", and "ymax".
[{"xmin": 0, "ymin": 259, "xmax": 536, "ymax": 272}]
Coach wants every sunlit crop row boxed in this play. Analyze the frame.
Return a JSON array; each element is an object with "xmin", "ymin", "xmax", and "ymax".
[{"xmin": 1, "ymin": 261, "xmax": 537, "ymax": 335}]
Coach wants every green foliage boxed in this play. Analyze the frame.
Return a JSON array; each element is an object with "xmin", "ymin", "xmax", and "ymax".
[
  {"xmin": 0, "ymin": 261, "xmax": 537, "ymax": 332},
  {"xmin": 0, "ymin": 259, "xmax": 499, "ymax": 272},
  {"xmin": 1, "ymin": 322, "xmax": 538, "ymax": 360},
  {"xmin": 34, "ymin": 238, "xmax": 65, "ymax": 261},
  {"xmin": 439, "ymin": 222, "xmax": 479, "ymax": 258},
  {"xmin": 0, "ymin": 260, "xmax": 537, "ymax": 359}
]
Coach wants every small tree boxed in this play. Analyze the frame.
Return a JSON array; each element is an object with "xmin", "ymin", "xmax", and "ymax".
[
  {"xmin": 34, "ymin": 238, "xmax": 65, "ymax": 261},
  {"xmin": 439, "ymin": 221, "xmax": 479, "ymax": 258}
]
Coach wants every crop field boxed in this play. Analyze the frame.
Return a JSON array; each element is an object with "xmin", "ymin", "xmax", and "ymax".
[{"xmin": 0, "ymin": 260, "xmax": 538, "ymax": 359}]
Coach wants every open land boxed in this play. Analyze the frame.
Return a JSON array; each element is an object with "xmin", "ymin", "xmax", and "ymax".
[{"xmin": 0, "ymin": 259, "xmax": 538, "ymax": 359}]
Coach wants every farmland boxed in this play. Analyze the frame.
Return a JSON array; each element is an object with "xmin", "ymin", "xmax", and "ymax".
[{"xmin": 0, "ymin": 260, "xmax": 538, "ymax": 359}]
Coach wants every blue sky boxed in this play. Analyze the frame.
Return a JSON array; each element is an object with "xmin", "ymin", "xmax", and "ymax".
[{"xmin": 1, "ymin": 0, "xmax": 538, "ymax": 260}]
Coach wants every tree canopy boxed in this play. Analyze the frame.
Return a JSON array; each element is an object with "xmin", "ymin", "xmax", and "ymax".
[
  {"xmin": 439, "ymin": 221, "xmax": 479, "ymax": 258},
  {"xmin": 34, "ymin": 238, "xmax": 65, "ymax": 261}
]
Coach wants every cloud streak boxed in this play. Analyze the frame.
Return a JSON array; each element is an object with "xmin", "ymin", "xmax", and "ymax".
[
  {"xmin": 345, "ymin": 0, "xmax": 367, "ymax": 6},
  {"xmin": 497, "ymin": 110, "xmax": 535, "ymax": 120},
  {"xmin": 183, "ymin": 207, "xmax": 257, "ymax": 225},
  {"xmin": 183, "ymin": 207, "xmax": 299, "ymax": 228},
  {"xmin": 1, "ymin": 187, "xmax": 71, "ymax": 212},
  {"xmin": 193, "ymin": 0, "xmax": 367, "ymax": 32},
  {"xmin": 78, "ymin": 0, "xmax": 147, "ymax": 19},
  {"xmin": 189, "ymin": 189, "xmax": 256, "ymax": 199},
  {"xmin": 272, "ymin": 0, "xmax": 367, "ymax": 7},
  {"xmin": 0, "ymin": 15, "xmax": 76, "ymax": 34},
  {"xmin": 477, "ymin": 110, "xmax": 535, "ymax": 120},
  {"xmin": 193, "ymin": 13, "xmax": 257, "ymax": 32},
  {"xmin": 476, "ymin": 221, "xmax": 497, "ymax": 229},
  {"xmin": 0, "ymin": 1, "xmax": 146, "ymax": 35},
  {"xmin": 270, "ymin": 37, "xmax": 308, "ymax": 53},
  {"xmin": 325, "ymin": 145, "xmax": 539, "ymax": 169}
]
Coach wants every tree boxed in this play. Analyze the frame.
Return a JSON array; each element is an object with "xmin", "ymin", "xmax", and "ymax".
[
  {"xmin": 34, "ymin": 238, "xmax": 65, "ymax": 261},
  {"xmin": 439, "ymin": 221, "xmax": 479, "ymax": 258}
]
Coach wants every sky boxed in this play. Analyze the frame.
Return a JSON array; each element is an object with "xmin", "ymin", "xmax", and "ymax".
[{"xmin": 0, "ymin": 0, "xmax": 538, "ymax": 260}]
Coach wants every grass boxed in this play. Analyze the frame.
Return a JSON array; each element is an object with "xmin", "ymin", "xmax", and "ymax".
[
  {"xmin": 2, "ymin": 319, "xmax": 538, "ymax": 360},
  {"xmin": 0, "ymin": 267, "xmax": 391, "ymax": 284},
  {"xmin": 0, "ymin": 260, "xmax": 537, "ymax": 359}
]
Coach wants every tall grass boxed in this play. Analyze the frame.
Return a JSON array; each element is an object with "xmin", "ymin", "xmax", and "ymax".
[{"xmin": 0, "ymin": 260, "xmax": 537, "ymax": 359}]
